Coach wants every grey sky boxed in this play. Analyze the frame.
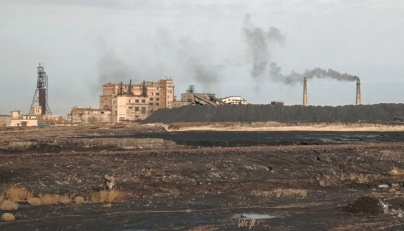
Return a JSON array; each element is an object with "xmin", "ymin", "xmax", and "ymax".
[{"xmin": 0, "ymin": 0, "xmax": 403, "ymax": 115}]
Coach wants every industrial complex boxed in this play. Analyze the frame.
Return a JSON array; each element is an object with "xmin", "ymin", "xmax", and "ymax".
[
  {"xmin": 0, "ymin": 63, "xmax": 248, "ymax": 126},
  {"xmin": 72, "ymin": 78, "xmax": 175, "ymax": 123},
  {"xmin": 70, "ymin": 81, "xmax": 247, "ymax": 124},
  {"xmin": 0, "ymin": 63, "xmax": 363, "ymax": 127}
]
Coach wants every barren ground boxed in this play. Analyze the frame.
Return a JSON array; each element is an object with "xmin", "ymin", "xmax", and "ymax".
[{"xmin": 1, "ymin": 124, "xmax": 404, "ymax": 230}]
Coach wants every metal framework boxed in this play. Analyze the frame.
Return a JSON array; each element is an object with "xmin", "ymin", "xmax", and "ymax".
[{"xmin": 30, "ymin": 63, "xmax": 52, "ymax": 115}]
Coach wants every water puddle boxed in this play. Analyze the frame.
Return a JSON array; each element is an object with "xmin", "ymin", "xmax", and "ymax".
[
  {"xmin": 121, "ymin": 229, "xmax": 148, "ymax": 231},
  {"xmin": 240, "ymin": 213, "xmax": 279, "ymax": 220}
]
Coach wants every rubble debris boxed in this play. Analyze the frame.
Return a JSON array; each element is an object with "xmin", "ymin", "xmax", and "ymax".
[
  {"xmin": 343, "ymin": 196, "xmax": 404, "ymax": 217},
  {"xmin": 378, "ymin": 184, "xmax": 389, "ymax": 189},
  {"xmin": 343, "ymin": 196, "xmax": 385, "ymax": 215},
  {"xmin": 105, "ymin": 175, "xmax": 116, "ymax": 189}
]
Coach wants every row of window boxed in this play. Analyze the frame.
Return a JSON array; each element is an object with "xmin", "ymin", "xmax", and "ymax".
[
  {"xmin": 127, "ymin": 107, "xmax": 147, "ymax": 114},
  {"xmin": 128, "ymin": 105, "xmax": 160, "ymax": 112},
  {"xmin": 134, "ymin": 99, "xmax": 146, "ymax": 103},
  {"xmin": 130, "ymin": 102, "xmax": 160, "ymax": 108}
]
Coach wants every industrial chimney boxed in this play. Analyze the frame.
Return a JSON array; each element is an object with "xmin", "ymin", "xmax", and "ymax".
[
  {"xmin": 128, "ymin": 79, "xmax": 133, "ymax": 95},
  {"xmin": 303, "ymin": 77, "xmax": 308, "ymax": 106},
  {"xmin": 356, "ymin": 78, "xmax": 361, "ymax": 105},
  {"xmin": 119, "ymin": 82, "xmax": 123, "ymax": 95}
]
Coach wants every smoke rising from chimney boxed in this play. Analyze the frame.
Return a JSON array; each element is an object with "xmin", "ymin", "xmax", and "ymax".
[
  {"xmin": 243, "ymin": 14, "xmax": 285, "ymax": 78},
  {"xmin": 194, "ymin": 65, "xmax": 218, "ymax": 86},
  {"xmin": 243, "ymin": 15, "xmax": 360, "ymax": 85},
  {"xmin": 96, "ymin": 32, "xmax": 221, "ymax": 92},
  {"xmin": 97, "ymin": 51, "xmax": 138, "ymax": 86},
  {"xmin": 96, "ymin": 14, "xmax": 360, "ymax": 96},
  {"xmin": 177, "ymin": 37, "xmax": 220, "ymax": 92},
  {"xmin": 269, "ymin": 62, "xmax": 360, "ymax": 85}
]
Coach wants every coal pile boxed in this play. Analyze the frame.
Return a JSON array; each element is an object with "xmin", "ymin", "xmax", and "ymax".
[
  {"xmin": 343, "ymin": 196, "xmax": 384, "ymax": 215},
  {"xmin": 144, "ymin": 103, "xmax": 404, "ymax": 124}
]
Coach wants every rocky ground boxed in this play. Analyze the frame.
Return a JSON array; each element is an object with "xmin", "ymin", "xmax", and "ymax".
[{"xmin": 1, "ymin": 125, "xmax": 404, "ymax": 230}]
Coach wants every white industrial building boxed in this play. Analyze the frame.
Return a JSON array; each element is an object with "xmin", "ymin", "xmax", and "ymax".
[{"xmin": 220, "ymin": 96, "xmax": 247, "ymax": 105}]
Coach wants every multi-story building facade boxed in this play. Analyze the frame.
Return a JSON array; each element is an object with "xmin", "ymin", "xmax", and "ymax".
[
  {"xmin": 99, "ymin": 78, "xmax": 175, "ymax": 122},
  {"xmin": 0, "ymin": 114, "xmax": 11, "ymax": 127},
  {"xmin": 70, "ymin": 107, "xmax": 112, "ymax": 124},
  {"xmin": 111, "ymin": 95, "xmax": 149, "ymax": 121}
]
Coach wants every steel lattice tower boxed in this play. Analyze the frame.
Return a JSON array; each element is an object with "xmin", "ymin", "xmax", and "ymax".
[{"xmin": 30, "ymin": 63, "xmax": 52, "ymax": 115}]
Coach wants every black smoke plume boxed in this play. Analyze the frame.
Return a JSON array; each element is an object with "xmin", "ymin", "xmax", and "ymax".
[
  {"xmin": 97, "ymin": 51, "xmax": 138, "ymax": 86},
  {"xmin": 243, "ymin": 14, "xmax": 285, "ymax": 78},
  {"xmin": 243, "ymin": 14, "xmax": 360, "ymax": 84},
  {"xmin": 269, "ymin": 62, "xmax": 359, "ymax": 85}
]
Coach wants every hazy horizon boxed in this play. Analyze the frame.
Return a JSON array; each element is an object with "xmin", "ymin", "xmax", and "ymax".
[{"xmin": 1, "ymin": 0, "xmax": 403, "ymax": 115}]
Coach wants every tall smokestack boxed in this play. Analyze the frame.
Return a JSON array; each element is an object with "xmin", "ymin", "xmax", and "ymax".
[
  {"xmin": 128, "ymin": 79, "xmax": 132, "ymax": 95},
  {"xmin": 142, "ymin": 80, "xmax": 147, "ymax": 97},
  {"xmin": 119, "ymin": 82, "xmax": 123, "ymax": 95},
  {"xmin": 356, "ymin": 78, "xmax": 361, "ymax": 105},
  {"xmin": 303, "ymin": 76, "xmax": 308, "ymax": 106}
]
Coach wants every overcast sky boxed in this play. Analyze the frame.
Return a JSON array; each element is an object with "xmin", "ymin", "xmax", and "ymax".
[{"xmin": 1, "ymin": 0, "xmax": 403, "ymax": 115}]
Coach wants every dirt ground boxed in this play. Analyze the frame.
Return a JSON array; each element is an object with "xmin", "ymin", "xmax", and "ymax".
[{"xmin": 1, "ymin": 125, "xmax": 404, "ymax": 230}]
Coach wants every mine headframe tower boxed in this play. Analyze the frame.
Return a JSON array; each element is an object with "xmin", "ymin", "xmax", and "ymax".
[{"xmin": 30, "ymin": 63, "xmax": 52, "ymax": 115}]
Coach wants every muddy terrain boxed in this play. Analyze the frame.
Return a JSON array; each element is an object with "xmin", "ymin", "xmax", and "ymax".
[{"xmin": 1, "ymin": 125, "xmax": 404, "ymax": 230}]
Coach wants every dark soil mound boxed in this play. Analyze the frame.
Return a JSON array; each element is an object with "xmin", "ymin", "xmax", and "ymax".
[
  {"xmin": 143, "ymin": 103, "xmax": 404, "ymax": 124},
  {"xmin": 343, "ymin": 196, "xmax": 384, "ymax": 215}
]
